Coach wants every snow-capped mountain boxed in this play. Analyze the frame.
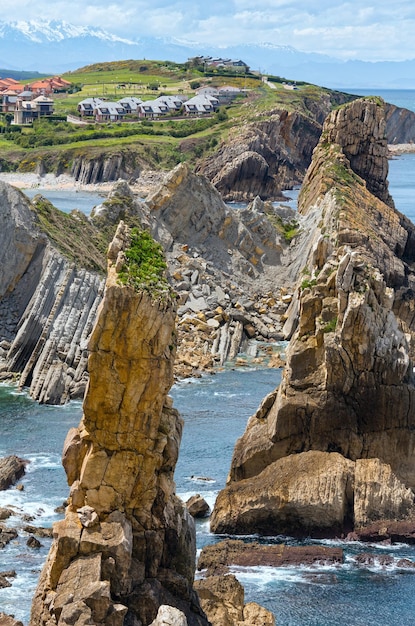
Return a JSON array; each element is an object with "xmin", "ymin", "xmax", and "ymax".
[
  {"xmin": 0, "ymin": 19, "xmax": 136, "ymax": 44},
  {"xmin": 1, "ymin": 19, "xmax": 414, "ymax": 88}
]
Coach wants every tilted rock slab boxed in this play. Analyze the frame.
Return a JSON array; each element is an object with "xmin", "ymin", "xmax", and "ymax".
[
  {"xmin": 30, "ymin": 222, "xmax": 208, "ymax": 626},
  {"xmin": 0, "ymin": 182, "xmax": 105, "ymax": 403},
  {"xmin": 211, "ymin": 98, "xmax": 415, "ymax": 539}
]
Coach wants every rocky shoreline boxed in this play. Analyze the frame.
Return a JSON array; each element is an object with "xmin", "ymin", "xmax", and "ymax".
[
  {"xmin": 0, "ymin": 169, "xmax": 163, "ymax": 197},
  {"xmin": 2, "ymin": 97, "xmax": 415, "ymax": 624}
]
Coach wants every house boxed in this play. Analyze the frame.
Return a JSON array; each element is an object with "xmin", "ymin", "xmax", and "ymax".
[
  {"xmin": 137, "ymin": 100, "xmax": 170, "ymax": 118},
  {"xmin": 27, "ymin": 76, "xmax": 71, "ymax": 96},
  {"xmin": 153, "ymin": 95, "xmax": 185, "ymax": 112},
  {"xmin": 78, "ymin": 97, "xmax": 104, "ymax": 117},
  {"xmin": 183, "ymin": 95, "xmax": 219, "ymax": 116},
  {"xmin": 93, "ymin": 101, "xmax": 126, "ymax": 122},
  {"xmin": 1, "ymin": 90, "xmax": 19, "ymax": 113},
  {"xmin": 0, "ymin": 88, "xmax": 32, "ymax": 113},
  {"xmin": 117, "ymin": 97, "xmax": 143, "ymax": 114},
  {"xmin": 13, "ymin": 95, "xmax": 54, "ymax": 124},
  {"xmin": 0, "ymin": 77, "xmax": 21, "ymax": 91},
  {"xmin": 190, "ymin": 56, "xmax": 249, "ymax": 72}
]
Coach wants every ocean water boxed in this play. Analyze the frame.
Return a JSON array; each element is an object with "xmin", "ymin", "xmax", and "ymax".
[
  {"xmin": 342, "ymin": 88, "xmax": 415, "ymax": 113},
  {"xmin": 22, "ymin": 188, "xmax": 106, "ymax": 216},
  {"xmin": 1, "ymin": 121, "xmax": 415, "ymax": 624}
]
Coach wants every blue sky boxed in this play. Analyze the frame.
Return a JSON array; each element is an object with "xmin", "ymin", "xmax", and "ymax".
[{"xmin": 6, "ymin": 1, "xmax": 415, "ymax": 62}]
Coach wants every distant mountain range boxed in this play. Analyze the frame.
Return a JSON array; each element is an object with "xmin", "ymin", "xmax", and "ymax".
[{"xmin": 1, "ymin": 19, "xmax": 415, "ymax": 89}]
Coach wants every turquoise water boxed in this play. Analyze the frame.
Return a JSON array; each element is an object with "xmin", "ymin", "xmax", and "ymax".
[
  {"xmin": 22, "ymin": 188, "xmax": 106, "ymax": 216},
  {"xmin": 0, "ymin": 125, "xmax": 415, "ymax": 624},
  {"xmin": 343, "ymin": 88, "xmax": 415, "ymax": 113}
]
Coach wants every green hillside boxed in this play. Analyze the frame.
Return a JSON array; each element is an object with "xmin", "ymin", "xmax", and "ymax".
[{"xmin": 0, "ymin": 59, "xmax": 354, "ymax": 174}]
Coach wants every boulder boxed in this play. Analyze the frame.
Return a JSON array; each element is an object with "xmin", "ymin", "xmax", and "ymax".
[
  {"xmin": 0, "ymin": 456, "xmax": 27, "ymax": 490},
  {"xmin": 194, "ymin": 574, "xmax": 275, "ymax": 626},
  {"xmin": 186, "ymin": 495, "xmax": 210, "ymax": 519},
  {"xmin": 0, "ymin": 614, "xmax": 23, "ymax": 626},
  {"xmin": 211, "ymin": 451, "xmax": 354, "ymax": 537},
  {"xmin": 149, "ymin": 605, "xmax": 188, "ymax": 625}
]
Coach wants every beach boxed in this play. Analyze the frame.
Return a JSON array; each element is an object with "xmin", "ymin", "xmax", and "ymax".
[{"xmin": 0, "ymin": 169, "xmax": 164, "ymax": 196}]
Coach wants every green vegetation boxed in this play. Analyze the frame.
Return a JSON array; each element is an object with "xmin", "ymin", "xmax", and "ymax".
[
  {"xmin": 29, "ymin": 195, "xmax": 107, "ymax": 272},
  {"xmin": 322, "ymin": 317, "xmax": 338, "ymax": 333},
  {"xmin": 300, "ymin": 277, "xmax": 317, "ymax": 290},
  {"xmin": 265, "ymin": 209, "xmax": 300, "ymax": 242},
  {"xmin": 117, "ymin": 227, "xmax": 171, "ymax": 298},
  {"xmin": 1, "ymin": 58, "xmax": 357, "ymax": 174}
]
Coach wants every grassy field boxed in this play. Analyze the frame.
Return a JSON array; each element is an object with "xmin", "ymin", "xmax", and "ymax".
[{"xmin": 0, "ymin": 59, "xmax": 352, "ymax": 173}]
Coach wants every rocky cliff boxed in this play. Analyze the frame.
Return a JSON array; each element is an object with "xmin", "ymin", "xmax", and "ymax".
[
  {"xmin": 196, "ymin": 96, "xmax": 415, "ymax": 204},
  {"xmin": 70, "ymin": 149, "xmax": 150, "ymax": 186},
  {"xmin": 210, "ymin": 98, "xmax": 415, "ymax": 540},
  {"xmin": 0, "ymin": 164, "xmax": 295, "ymax": 403},
  {"xmin": 30, "ymin": 222, "xmax": 208, "ymax": 626},
  {"xmin": 385, "ymin": 102, "xmax": 415, "ymax": 145},
  {"xmin": 0, "ymin": 184, "xmax": 106, "ymax": 403},
  {"xmin": 196, "ymin": 106, "xmax": 325, "ymax": 202}
]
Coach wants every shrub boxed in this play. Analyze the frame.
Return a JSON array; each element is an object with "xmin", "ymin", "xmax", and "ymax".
[{"xmin": 117, "ymin": 227, "xmax": 171, "ymax": 298}]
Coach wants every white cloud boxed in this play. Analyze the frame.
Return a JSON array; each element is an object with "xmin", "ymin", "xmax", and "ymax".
[{"xmin": 1, "ymin": 0, "xmax": 415, "ymax": 61}]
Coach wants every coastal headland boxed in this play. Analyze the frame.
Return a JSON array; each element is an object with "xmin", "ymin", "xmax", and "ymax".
[{"xmin": 2, "ymin": 80, "xmax": 415, "ymax": 625}]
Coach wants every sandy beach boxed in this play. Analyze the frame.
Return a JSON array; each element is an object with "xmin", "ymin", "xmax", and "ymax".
[
  {"xmin": 0, "ymin": 169, "xmax": 164, "ymax": 196},
  {"xmin": 388, "ymin": 143, "xmax": 415, "ymax": 155}
]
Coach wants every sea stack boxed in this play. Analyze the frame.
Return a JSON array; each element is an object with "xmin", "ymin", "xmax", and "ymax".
[
  {"xmin": 30, "ymin": 222, "xmax": 208, "ymax": 625},
  {"xmin": 211, "ymin": 98, "xmax": 415, "ymax": 540}
]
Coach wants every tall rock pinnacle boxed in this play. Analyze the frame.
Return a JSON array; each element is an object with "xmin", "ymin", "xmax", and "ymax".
[
  {"xmin": 30, "ymin": 222, "xmax": 208, "ymax": 625},
  {"xmin": 211, "ymin": 98, "xmax": 415, "ymax": 540}
]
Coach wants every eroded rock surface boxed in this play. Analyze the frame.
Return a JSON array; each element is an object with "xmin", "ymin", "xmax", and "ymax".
[
  {"xmin": 0, "ymin": 456, "xmax": 27, "ymax": 491},
  {"xmin": 0, "ymin": 183, "xmax": 105, "ymax": 403},
  {"xmin": 30, "ymin": 223, "xmax": 208, "ymax": 626},
  {"xmin": 194, "ymin": 574, "xmax": 275, "ymax": 626},
  {"xmin": 0, "ymin": 167, "xmax": 293, "ymax": 401},
  {"xmin": 211, "ymin": 98, "xmax": 415, "ymax": 540}
]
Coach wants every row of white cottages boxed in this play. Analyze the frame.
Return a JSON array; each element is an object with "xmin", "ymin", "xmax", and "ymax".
[{"xmin": 78, "ymin": 86, "xmax": 241, "ymax": 122}]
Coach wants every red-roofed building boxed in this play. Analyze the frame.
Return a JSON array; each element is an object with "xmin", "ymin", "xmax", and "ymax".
[{"xmin": 27, "ymin": 76, "xmax": 72, "ymax": 95}]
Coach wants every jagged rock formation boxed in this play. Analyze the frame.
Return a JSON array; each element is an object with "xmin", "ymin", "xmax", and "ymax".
[
  {"xmin": 30, "ymin": 222, "xmax": 208, "ymax": 626},
  {"xmin": 0, "ymin": 166, "xmax": 294, "ymax": 402},
  {"xmin": 70, "ymin": 150, "xmax": 148, "ymax": 185},
  {"xmin": 194, "ymin": 574, "xmax": 275, "ymax": 626},
  {"xmin": 385, "ymin": 102, "xmax": 415, "ymax": 144},
  {"xmin": 210, "ymin": 98, "xmax": 415, "ymax": 540},
  {"xmin": 197, "ymin": 108, "xmax": 324, "ymax": 202},
  {"xmin": 196, "ymin": 96, "xmax": 414, "ymax": 204},
  {"xmin": 91, "ymin": 167, "xmax": 294, "ymax": 376},
  {"xmin": 0, "ymin": 184, "xmax": 105, "ymax": 403}
]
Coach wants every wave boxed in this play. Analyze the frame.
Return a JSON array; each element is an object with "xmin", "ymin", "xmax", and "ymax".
[{"xmin": 25, "ymin": 453, "xmax": 62, "ymax": 471}]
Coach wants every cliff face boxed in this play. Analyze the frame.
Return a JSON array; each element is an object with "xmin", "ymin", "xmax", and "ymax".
[
  {"xmin": 211, "ymin": 98, "xmax": 415, "ymax": 539},
  {"xmin": 70, "ymin": 150, "xmax": 147, "ymax": 185},
  {"xmin": 385, "ymin": 102, "xmax": 415, "ymax": 144},
  {"xmin": 0, "ymin": 184, "xmax": 105, "ymax": 403},
  {"xmin": 197, "ymin": 108, "xmax": 323, "ymax": 202},
  {"xmin": 30, "ymin": 222, "xmax": 208, "ymax": 626},
  {"xmin": 0, "ymin": 166, "xmax": 294, "ymax": 403}
]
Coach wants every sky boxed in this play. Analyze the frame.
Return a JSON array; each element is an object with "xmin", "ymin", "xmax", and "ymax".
[{"xmin": 4, "ymin": 1, "xmax": 415, "ymax": 62}]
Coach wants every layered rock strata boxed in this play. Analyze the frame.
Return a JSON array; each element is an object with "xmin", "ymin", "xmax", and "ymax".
[
  {"xmin": 0, "ymin": 169, "xmax": 293, "ymax": 403},
  {"xmin": 30, "ymin": 222, "xmax": 208, "ymax": 625},
  {"xmin": 211, "ymin": 98, "xmax": 415, "ymax": 540},
  {"xmin": 0, "ymin": 183, "xmax": 105, "ymax": 403}
]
